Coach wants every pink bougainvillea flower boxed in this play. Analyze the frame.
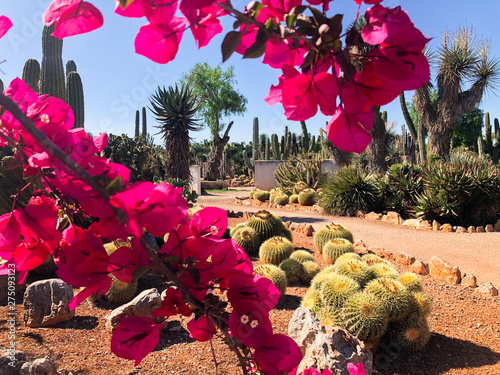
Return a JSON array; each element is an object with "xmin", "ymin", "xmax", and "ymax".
[
  {"xmin": 348, "ymin": 362, "xmax": 366, "ymax": 375},
  {"xmin": 263, "ymin": 0, "xmax": 302, "ymax": 21},
  {"xmin": 0, "ymin": 15, "xmax": 13, "ymax": 39},
  {"xmin": 305, "ymin": 0, "xmax": 330, "ymax": 11},
  {"xmin": 108, "ymin": 236, "xmax": 150, "ymax": 283},
  {"xmin": 254, "ymin": 334, "xmax": 303, "ymax": 374},
  {"xmin": 44, "ymin": 0, "xmax": 104, "ymax": 38},
  {"xmin": 179, "ymin": 1, "xmax": 226, "ymax": 48},
  {"xmin": 135, "ymin": 17, "xmax": 186, "ymax": 63},
  {"xmin": 226, "ymin": 274, "xmax": 281, "ymax": 314},
  {"xmin": 189, "ymin": 207, "xmax": 227, "ymax": 237},
  {"xmin": 144, "ymin": 0, "xmax": 178, "ymax": 25},
  {"xmin": 152, "ymin": 287, "xmax": 192, "ymax": 318},
  {"xmin": 327, "ymin": 106, "xmax": 373, "ymax": 154},
  {"xmin": 262, "ymin": 38, "xmax": 307, "ymax": 69},
  {"xmin": 55, "ymin": 225, "xmax": 114, "ymax": 309},
  {"xmin": 281, "ymin": 70, "xmax": 339, "ymax": 121},
  {"xmin": 362, "ymin": 5, "xmax": 429, "ymax": 51},
  {"xmin": 228, "ymin": 307, "xmax": 273, "ymax": 348},
  {"xmin": 264, "ymin": 65, "xmax": 299, "ymax": 107},
  {"xmin": 295, "ymin": 368, "xmax": 333, "ymax": 375},
  {"xmin": 114, "ymin": 0, "xmax": 148, "ymax": 18},
  {"xmin": 187, "ymin": 316, "xmax": 217, "ymax": 342},
  {"xmin": 111, "ymin": 316, "xmax": 162, "ymax": 366}
]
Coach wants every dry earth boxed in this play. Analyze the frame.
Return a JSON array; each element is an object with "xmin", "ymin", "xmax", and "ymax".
[{"xmin": 1, "ymin": 215, "xmax": 499, "ymax": 375}]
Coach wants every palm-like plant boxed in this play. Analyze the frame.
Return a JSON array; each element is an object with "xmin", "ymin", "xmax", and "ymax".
[
  {"xmin": 414, "ymin": 26, "xmax": 500, "ymax": 158},
  {"xmin": 149, "ymin": 85, "xmax": 200, "ymax": 181}
]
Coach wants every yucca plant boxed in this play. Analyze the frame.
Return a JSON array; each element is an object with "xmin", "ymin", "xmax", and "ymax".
[
  {"xmin": 149, "ymin": 84, "xmax": 201, "ymax": 181},
  {"xmin": 319, "ymin": 167, "xmax": 383, "ymax": 216}
]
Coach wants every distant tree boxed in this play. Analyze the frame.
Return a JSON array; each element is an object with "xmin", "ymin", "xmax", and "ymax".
[
  {"xmin": 182, "ymin": 63, "xmax": 247, "ymax": 180},
  {"xmin": 451, "ymin": 107, "xmax": 484, "ymax": 151},
  {"xmin": 149, "ymin": 84, "xmax": 200, "ymax": 181}
]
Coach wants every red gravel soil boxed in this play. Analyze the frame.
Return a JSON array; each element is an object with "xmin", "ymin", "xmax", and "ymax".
[{"xmin": 1, "ymin": 217, "xmax": 499, "ymax": 375}]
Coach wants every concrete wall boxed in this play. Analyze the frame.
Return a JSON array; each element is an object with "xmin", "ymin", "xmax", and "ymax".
[
  {"xmin": 189, "ymin": 165, "xmax": 201, "ymax": 194},
  {"xmin": 255, "ymin": 159, "xmax": 339, "ymax": 190},
  {"xmin": 255, "ymin": 160, "xmax": 284, "ymax": 190}
]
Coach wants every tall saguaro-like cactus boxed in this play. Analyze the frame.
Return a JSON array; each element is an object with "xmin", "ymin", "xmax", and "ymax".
[
  {"xmin": 67, "ymin": 71, "xmax": 85, "ymax": 128},
  {"xmin": 39, "ymin": 25, "xmax": 66, "ymax": 101},
  {"xmin": 22, "ymin": 58, "xmax": 40, "ymax": 92},
  {"xmin": 252, "ymin": 117, "xmax": 260, "ymax": 161}
]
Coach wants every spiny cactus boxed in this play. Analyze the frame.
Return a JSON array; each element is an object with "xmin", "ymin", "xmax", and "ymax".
[
  {"xmin": 233, "ymin": 226, "xmax": 260, "ymax": 256},
  {"xmin": 289, "ymin": 194, "xmax": 299, "ymax": 203},
  {"xmin": 335, "ymin": 259, "xmax": 374, "ymax": 288},
  {"xmin": 300, "ymin": 261, "xmax": 321, "ymax": 285},
  {"xmin": 246, "ymin": 210, "xmax": 285, "ymax": 241},
  {"xmin": 294, "ymin": 181, "xmax": 308, "ymax": 194},
  {"xmin": 187, "ymin": 206, "xmax": 203, "ymax": 219},
  {"xmin": 269, "ymin": 187, "xmax": 282, "ymax": 203},
  {"xmin": 314, "ymin": 223, "xmax": 354, "ymax": 252},
  {"xmin": 39, "ymin": 25, "xmax": 65, "ymax": 100},
  {"xmin": 105, "ymin": 276, "xmax": 139, "ymax": 304},
  {"xmin": 408, "ymin": 291, "xmax": 433, "ymax": 318},
  {"xmin": 135, "ymin": 110, "xmax": 140, "ymax": 137},
  {"xmin": 259, "ymin": 236, "xmax": 294, "ymax": 266},
  {"xmin": 279, "ymin": 258, "xmax": 303, "ymax": 285},
  {"xmin": 342, "ymin": 292, "xmax": 389, "ymax": 341},
  {"xmin": 66, "ymin": 60, "xmax": 77, "ymax": 74},
  {"xmin": 274, "ymin": 193, "xmax": 289, "ymax": 206},
  {"xmin": 364, "ymin": 278, "xmax": 411, "ymax": 321},
  {"xmin": 281, "ymin": 228, "xmax": 293, "ymax": 242},
  {"xmin": 22, "ymin": 58, "xmax": 40, "ymax": 92},
  {"xmin": 298, "ymin": 188, "xmax": 317, "ymax": 206},
  {"xmin": 66, "ymin": 71, "xmax": 84, "ymax": 128},
  {"xmin": 310, "ymin": 266, "xmax": 337, "ymax": 291},
  {"xmin": 361, "ymin": 254, "xmax": 387, "ymax": 266},
  {"xmin": 398, "ymin": 272, "xmax": 423, "ymax": 293},
  {"xmin": 322, "ymin": 238, "xmax": 355, "ymax": 265},
  {"xmin": 301, "ymin": 288, "xmax": 322, "ymax": 313},
  {"xmin": 389, "ymin": 317, "xmax": 431, "ymax": 352},
  {"xmin": 254, "ymin": 264, "xmax": 287, "ymax": 298},
  {"xmin": 249, "ymin": 188, "xmax": 259, "ymax": 199},
  {"xmin": 230, "ymin": 223, "xmax": 247, "ymax": 238},
  {"xmin": 370, "ymin": 263, "xmax": 401, "ymax": 279},
  {"xmin": 253, "ymin": 190, "xmax": 270, "ymax": 202},
  {"xmin": 316, "ymin": 305, "xmax": 342, "ymax": 328},
  {"xmin": 33, "ymin": 255, "xmax": 57, "ymax": 275},
  {"xmin": 320, "ymin": 273, "xmax": 360, "ymax": 308},
  {"xmin": 335, "ymin": 253, "xmax": 362, "ymax": 264},
  {"xmin": 290, "ymin": 250, "xmax": 315, "ymax": 264}
]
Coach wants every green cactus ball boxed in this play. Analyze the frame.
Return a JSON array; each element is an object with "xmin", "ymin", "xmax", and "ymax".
[{"xmin": 259, "ymin": 236, "xmax": 294, "ymax": 266}]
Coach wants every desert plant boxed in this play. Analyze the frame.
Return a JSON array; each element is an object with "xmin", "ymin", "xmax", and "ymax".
[
  {"xmin": 274, "ymin": 193, "xmax": 289, "ymax": 206},
  {"xmin": 253, "ymin": 190, "xmax": 270, "ymax": 202},
  {"xmin": 383, "ymin": 163, "xmax": 423, "ymax": 218},
  {"xmin": 253, "ymin": 264, "xmax": 287, "ymax": 297},
  {"xmin": 342, "ymin": 292, "xmax": 389, "ymax": 341},
  {"xmin": 279, "ymin": 258, "xmax": 303, "ymax": 285},
  {"xmin": 299, "ymin": 261, "xmax": 321, "ymax": 285},
  {"xmin": 319, "ymin": 167, "xmax": 382, "ymax": 216},
  {"xmin": 335, "ymin": 259, "xmax": 375, "ymax": 288},
  {"xmin": 246, "ymin": 210, "xmax": 285, "ymax": 241},
  {"xmin": 259, "ymin": 236, "xmax": 294, "ymax": 266},
  {"xmin": 398, "ymin": 272, "xmax": 423, "ymax": 293},
  {"xmin": 408, "ymin": 292, "xmax": 433, "ymax": 318},
  {"xmin": 281, "ymin": 228, "xmax": 293, "ymax": 242},
  {"xmin": 322, "ymin": 238, "xmax": 355, "ymax": 265},
  {"xmin": 320, "ymin": 273, "xmax": 360, "ymax": 308},
  {"xmin": 105, "ymin": 276, "xmax": 139, "ymax": 304},
  {"xmin": 314, "ymin": 223, "xmax": 354, "ymax": 252},
  {"xmin": 290, "ymin": 250, "xmax": 315, "ymax": 264},
  {"xmin": 389, "ymin": 317, "xmax": 431, "ymax": 352},
  {"xmin": 232, "ymin": 226, "xmax": 260, "ymax": 256},
  {"xmin": 294, "ymin": 181, "xmax": 308, "ymax": 194},
  {"xmin": 369, "ymin": 263, "xmax": 401, "ymax": 279},
  {"xmin": 289, "ymin": 194, "xmax": 299, "ymax": 203},
  {"xmin": 298, "ymin": 188, "xmax": 316, "ymax": 206},
  {"xmin": 364, "ymin": 278, "xmax": 411, "ymax": 321}
]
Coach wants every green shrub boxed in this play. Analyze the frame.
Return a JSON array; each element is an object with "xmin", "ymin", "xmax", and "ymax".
[
  {"xmin": 383, "ymin": 163, "xmax": 423, "ymax": 218},
  {"xmin": 319, "ymin": 167, "xmax": 382, "ymax": 216}
]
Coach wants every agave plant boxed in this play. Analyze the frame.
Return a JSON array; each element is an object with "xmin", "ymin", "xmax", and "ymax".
[{"xmin": 149, "ymin": 84, "xmax": 200, "ymax": 181}]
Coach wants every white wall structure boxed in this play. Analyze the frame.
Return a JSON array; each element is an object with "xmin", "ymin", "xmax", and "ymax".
[{"xmin": 189, "ymin": 165, "xmax": 202, "ymax": 194}]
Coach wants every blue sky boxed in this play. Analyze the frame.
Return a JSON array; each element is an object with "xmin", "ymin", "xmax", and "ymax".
[{"xmin": 2, "ymin": 0, "xmax": 500, "ymax": 146}]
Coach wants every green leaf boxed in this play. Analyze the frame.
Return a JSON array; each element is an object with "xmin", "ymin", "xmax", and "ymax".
[
  {"xmin": 222, "ymin": 31, "xmax": 243, "ymax": 62},
  {"xmin": 106, "ymin": 176, "xmax": 123, "ymax": 191},
  {"xmin": 310, "ymin": 6, "xmax": 328, "ymax": 25},
  {"xmin": 118, "ymin": 0, "xmax": 134, "ymax": 10},
  {"xmin": 243, "ymin": 28, "xmax": 268, "ymax": 59},
  {"xmin": 285, "ymin": 14, "xmax": 296, "ymax": 29},
  {"xmin": 328, "ymin": 14, "xmax": 343, "ymax": 37}
]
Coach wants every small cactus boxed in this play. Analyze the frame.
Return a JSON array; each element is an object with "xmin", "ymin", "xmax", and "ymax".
[
  {"xmin": 274, "ymin": 193, "xmax": 289, "ymax": 206},
  {"xmin": 320, "ymin": 273, "xmax": 360, "ymax": 308},
  {"xmin": 247, "ymin": 210, "xmax": 285, "ymax": 242},
  {"xmin": 408, "ymin": 292, "xmax": 433, "ymax": 318},
  {"xmin": 233, "ymin": 226, "xmax": 260, "ymax": 256},
  {"xmin": 301, "ymin": 288, "xmax": 322, "ymax": 313},
  {"xmin": 105, "ymin": 276, "xmax": 139, "ymax": 304},
  {"xmin": 290, "ymin": 250, "xmax": 315, "ymax": 264},
  {"xmin": 300, "ymin": 261, "xmax": 321, "ymax": 285},
  {"xmin": 280, "ymin": 228, "xmax": 293, "ymax": 242},
  {"xmin": 364, "ymin": 278, "xmax": 411, "ymax": 321},
  {"xmin": 314, "ymin": 223, "xmax": 354, "ymax": 252},
  {"xmin": 230, "ymin": 223, "xmax": 247, "ymax": 238},
  {"xmin": 259, "ymin": 236, "xmax": 294, "ymax": 266},
  {"xmin": 298, "ymin": 188, "xmax": 316, "ymax": 206},
  {"xmin": 370, "ymin": 263, "xmax": 401, "ymax": 279},
  {"xmin": 289, "ymin": 194, "xmax": 299, "ymax": 203},
  {"xmin": 342, "ymin": 292, "xmax": 389, "ymax": 341},
  {"xmin": 322, "ymin": 238, "xmax": 355, "ymax": 264},
  {"xmin": 389, "ymin": 317, "xmax": 431, "ymax": 352},
  {"xmin": 335, "ymin": 259, "xmax": 374, "ymax": 288},
  {"xmin": 254, "ymin": 264, "xmax": 287, "ymax": 298},
  {"xmin": 253, "ymin": 190, "xmax": 270, "ymax": 202},
  {"xmin": 316, "ymin": 305, "xmax": 342, "ymax": 328},
  {"xmin": 279, "ymin": 258, "xmax": 303, "ymax": 285},
  {"xmin": 293, "ymin": 181, "xmax": 308, "ymax": 194},
  {"xmin": 398, "ymin": 272, "xmax": 423, "ymax": 292}
]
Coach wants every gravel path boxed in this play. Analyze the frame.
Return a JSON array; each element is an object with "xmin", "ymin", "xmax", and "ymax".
[{"xmin": 197, "ymin": 187, "xmax": 500, "ymax": 287}]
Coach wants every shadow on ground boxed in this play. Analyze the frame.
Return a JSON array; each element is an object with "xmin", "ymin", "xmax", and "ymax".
[
  {"xmin": 374, "ymin": 333, "xmax": 500, "ymax": 375},
  {"xmin": 279, "ymin": 215, "xmax": 326, "ymax": 224}
]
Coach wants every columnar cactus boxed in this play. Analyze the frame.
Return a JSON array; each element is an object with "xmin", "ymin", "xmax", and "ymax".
[
  {"xmin": 66, "ymin": 59, "xmax": 77, "ymax": 74},
  {"xmin": 66, "ymin": 71, "xmax": 84, "ymax": 128},
  {"xmin": 142, "ymin": 106, "xmax": 147, "ymax": 137},
  {"xmin": 39, "ymin": 25, "xmax": 66, "ymax": 100},
  {"xmin": 135, "ymin": 110, "xmax": 140, "ymax": 137},
  {"xmin": 22, "ymin": 58, "xmax": 40, "ymax": 92}
]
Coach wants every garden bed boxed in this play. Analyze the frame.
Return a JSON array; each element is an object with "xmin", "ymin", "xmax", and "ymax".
[{"xmin": 1, "ymin": 218, "xmax": 499, "ymax": 375}]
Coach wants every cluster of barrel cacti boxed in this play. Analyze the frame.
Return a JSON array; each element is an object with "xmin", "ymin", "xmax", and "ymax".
[
  {"xmin": 302, "ymin": 251, "xmax": 432, "ymax": 353},
  {"xmin": 21, "ymin": 25, "xmax": 84, "ymax": 128},
  {"xmin": 249, "ymin": 182, "xmax": 321, "ymax": 207},
  {"xmin": 229, "ymin": 210, "xmax": 320, "ymax": 299}
]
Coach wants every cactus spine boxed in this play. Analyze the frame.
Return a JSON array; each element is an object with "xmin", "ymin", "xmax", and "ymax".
[
  {"xmin": 66, "ymin": 71, "xmax": 84, "ymax": 128},
  {"xmin": 22, "ymin": 58, "xmax": 40, "ymax": 92},
  {"xmin": 39, "ymin": 25, "xmax": 66, "ymax": 100}
]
